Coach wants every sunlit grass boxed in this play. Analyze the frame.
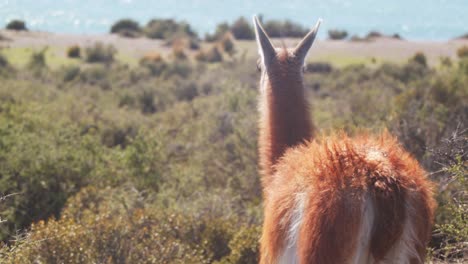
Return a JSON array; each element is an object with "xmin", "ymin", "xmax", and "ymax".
[
  {"xmin": 0, "ymin": 46, "xmax": 140, "ymax": 68},
  {"xmin": 0, "ymin": 47, "xmax": 80, "ymax": 69},
  {"xmin": 311, "ymin": 55, "xmax": 379, "ymax": 67}
]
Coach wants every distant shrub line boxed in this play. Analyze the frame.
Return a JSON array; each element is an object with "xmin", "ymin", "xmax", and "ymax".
[{"xmin": 109, "ymin": 16, "xmax": 408, "ymax": 43}]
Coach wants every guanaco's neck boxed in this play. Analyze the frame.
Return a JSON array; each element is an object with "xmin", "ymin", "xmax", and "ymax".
[{"xmin": 258, "ymin": 67, "xmax": 314, "ymax": 183}]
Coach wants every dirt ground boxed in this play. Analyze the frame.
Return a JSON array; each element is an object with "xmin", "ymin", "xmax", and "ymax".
[{"xmin": 1, "ymin": 30, "xmax": 467, "ymax": 65}]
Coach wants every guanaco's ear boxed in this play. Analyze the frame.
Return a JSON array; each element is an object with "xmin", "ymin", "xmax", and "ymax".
[
  {"xmin": 294, "ymin": 19, "xmax": 322, "ymax": 62},
  {"xmin": 253, "ymin": 15, "xmax": 275, "ymax": 67}
]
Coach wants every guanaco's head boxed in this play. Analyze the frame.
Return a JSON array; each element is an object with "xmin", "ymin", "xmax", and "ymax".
[{"xmin": 253, "ymin": 16, "xmax": 321, "ymax": 88}]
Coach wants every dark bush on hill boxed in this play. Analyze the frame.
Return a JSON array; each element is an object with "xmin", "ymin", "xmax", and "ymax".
[
  {"xmin": 6, "ymin": 20, "xmax": 27, "ymax": 31},
  {"xmin": 263, "ymin": 19, "xmax": 308, "ymax": 38},
  {"xmin": 328, "ymin": 29, "xmax": 348, "ymax": 40},
  {"xmin": 110, "ymin": 18, "xmax": 141, "ymax": 37},
  {"xmin": 144, "ymin": 19, "xmax": 198, "ymax": 40},
  {"xmin": 230, "ymin": 17, "xmax": 255, "ymax": 40}
]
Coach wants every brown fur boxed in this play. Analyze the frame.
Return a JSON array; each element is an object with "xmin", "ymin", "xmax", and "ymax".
[
  {"xmin": 256, "ymin": 46, "xmax": 436, "ymax": 263},
  {"xmin": 258, "ymin": 49, "xmax": 314, "ymax": 184}
]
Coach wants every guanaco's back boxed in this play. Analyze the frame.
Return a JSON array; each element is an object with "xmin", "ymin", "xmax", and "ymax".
[{"xmin": 252, "ymin": 16, "xmax": 436, "ymax": 264}]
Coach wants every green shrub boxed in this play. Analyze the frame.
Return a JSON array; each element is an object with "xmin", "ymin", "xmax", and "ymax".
[
  {"xmin": 0, "ymin": 53, "xmax": 8, "ymax": 68},
  {"xmin": 110, "ymin": 18, "xmax": 141, "ymax": 37},
  {"xmin": 392, "ymin": 33, "xmax": 402, "ymax": 39},
  {"xmin": 138, "ymin": 90, "xmax": 157, "ymax": 114},
  {"xmin": 457, "ymin": 45, "xmax": 468, "ymax": 58},
  {"xmin": 427, "ymin": 129, "xmax": 467, "ymax": 261},
  {"xmin": 263, "ymin": 19, "xmax": 308, "ymax": 38},
  {"xmin": 0, "ymin": 185, "xmax": 262, "ymax": 263},
  {"xmin": 79, "ymin": 64, "xmax": 108, "ymax": 84},
  {"xmin": 219, "ymin": 33, "xmax": 235, "ymax": 56},
  {"xmin": 6, "ymin": 20, "xmax": 27, "ymax": 31},
  {"xmin": 27, "ymin": 48, "xmax": 47, "ymax": 71},
  {"xmin": 218, "ymin": 225, "xmax": 261, "ymax": 264},
  {"xmin": 85, "ymin": 43, "xmax": 116, "ymax": 64},
  {"xmin": 306, "ymin": 62, "xmax": 333, "ymax": 74},
  {"xmin": 366, "ymin": 31, "xmax": 383, "ymax": 39},
  {"xmin": 440, "ymin": 56, "xmax": 453, "ymax": 68},
  {"xmin": 144, "ymin": 19, "xmax": 197, "ymax": 40},
  {"xmin": 172, "ymin": 61, "xmax": 194, "ymax": 77},
  {"xmin": 61, "ymin": 65, "xmax": 81, "ymax": 82},
  {"xmin": 0, "ymin": 109, "xmax": 105, "ymax": 240},
  {"xmin": 145, "ymin": 19, "xmax": 177, "ymax": 39},
  {"xmin": 328, "ymin": 29, "xmax": 348, "ymax": 40},
  {"xmin": 174, "ymin": 82, "xmax": 198, "ymax": 101},
  {"xmin": 173, "ymin": 46, "xmax": 188, "ymax": 61},
  {"xmin": 101, "ymin": 125, "xmax": 136, "ymax": 148},
  {"xmin": 140, "ymin": 54, "xmax": 168, "ymax": 76},
  {"xmin": 189, "ymin": 38, "xmax": 201, "ymax": 50},
  {"xmin": 118, "ymin": 93, "xmax": 136, "ymax": 108},
  {"xmin": 230, "ymin": 17, "xmax": 254, "ymax": 40},
  {"xmin": 390, "ymin": 58, "xmax": 466, "ymax": 163},
  {"xmin": 66, "ymin": 45, "xmax": 81, "ymax": 58},
  {"xmin": 195, "ymin": 47, "xmax": 223, "ymax": 63},
  {"xmin": 0, "ymin": 187, "xmax": 209, "ymax": 263},
  {"xmin": 409, "ymin": 52, "xmax": 428, "ymax": 67}
]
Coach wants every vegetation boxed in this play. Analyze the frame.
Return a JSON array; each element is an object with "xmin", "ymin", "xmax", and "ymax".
[
  {"xmin": 110, "ymin": 18, "xmax": 141, "ymax": 37},
  {"xmin": 206, "ymin": 17, "xmax": 310, "ymax": 41},
  {"xmin": 457, "ymin": 33, "xmax": 468, "ymax": 39},
  {"xmin": 262, "ymin": 19, "xmax": 308, "ymax": 38},
  {"xmin": 195, "ymin": 46, "xmax": 223, "ymax": 63},
  {"xmin": 85, "ymin": 43, "xmax": 116, "ymax": 64},
  {"xmin": 0, "ymin": 43, "xmax": 466, "ymax": 263},
  {"xmin": 6, "ymin": 20, "xmax": 27, "ymax": 31},
  {"xmin": 230, "ymin": 17, "xmax": 255, "ymax": 40},
  {"xmin": 366, "ymin": 31, "xmax": 383, "ymax": 38},
  {"xmin": 457, "ymin": 45, "xmax": 468, "ymax": 59},
  {"xmin": 66, "ymin": 45, "xmax": 81, "ymax": 58},
  {"xmin": 219, "ymin": 33, "xmax": 235, "ymax": 56},
  {"xmin": 144, "ymin": 19, "xmax": 197, "ymax": 40},
  {"xmin": 0, "ymin": 53, "xmax": 8, "ymax": 68},
  {"xmin": 172, "ymin": 46, "xmax": 188, "ymax": 61},
  {"xmin": 328, "ymin": 29, "xmax": 348, "ymax": 40}
]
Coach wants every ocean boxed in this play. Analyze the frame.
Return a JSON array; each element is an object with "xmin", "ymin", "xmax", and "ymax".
[{"xmin": 1, "ymin": 0, "xmax": 467, "ymax": 40}]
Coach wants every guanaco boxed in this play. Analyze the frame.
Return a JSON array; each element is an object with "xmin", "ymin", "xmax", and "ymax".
[{"xmin": 253, "ymin": 16, "xmax": 436, "ymax": 264}]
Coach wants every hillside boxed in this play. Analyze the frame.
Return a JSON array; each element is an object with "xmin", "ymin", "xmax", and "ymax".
[{"xmin": 0, "ymin": 29, "xmax": 466, "ymax": 263}]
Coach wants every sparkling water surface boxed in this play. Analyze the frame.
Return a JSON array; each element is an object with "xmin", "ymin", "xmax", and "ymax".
[{"xmin": 1, "ymin": 0, "xmax": 467, "ymax": 40}]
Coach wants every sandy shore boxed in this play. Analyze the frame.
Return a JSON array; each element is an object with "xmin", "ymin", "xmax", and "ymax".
[{"xmin": 1, "ymin": 30, "xmax": 467, "ymax": 65}]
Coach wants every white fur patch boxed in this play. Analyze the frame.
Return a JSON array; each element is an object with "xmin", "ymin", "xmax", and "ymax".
[
  {"xmin": 276, "ymin": 191, "xmax": 421, "ymax": 264},
  {"xmin": 278, "ymin": 192, "xmax": 307, "ymax": 264},
  {"xmin": 366, "ymin": 149, "xmax": 385, "ymax": 162}
]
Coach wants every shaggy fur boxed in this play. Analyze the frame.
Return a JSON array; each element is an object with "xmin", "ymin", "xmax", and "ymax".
[{"xmin": 253, "ymin": 17, "xmax": 436, "ymax": 264}]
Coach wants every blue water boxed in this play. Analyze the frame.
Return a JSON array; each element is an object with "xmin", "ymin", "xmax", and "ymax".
[{"xmin": 1, "ymin": 0, "xmax": 467, "ymax": 40}]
